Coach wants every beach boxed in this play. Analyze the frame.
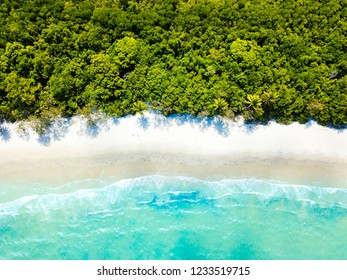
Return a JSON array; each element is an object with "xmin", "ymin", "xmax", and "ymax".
[
  {"xmin": 2, "ymin": 0, "xmax": 347, "ymax": 262},
  {"xmin": 1, "ymin": 112, "xmax": 347, "ymax": 187},
  {"xmin": 1, "ymin": 112, "xmax": 347, "ymax": 260}
]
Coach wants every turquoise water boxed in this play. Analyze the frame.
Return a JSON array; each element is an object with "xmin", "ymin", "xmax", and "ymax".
[{"xmin": 1, "ymin": 175, "xmax": 347, "ymax": 260}]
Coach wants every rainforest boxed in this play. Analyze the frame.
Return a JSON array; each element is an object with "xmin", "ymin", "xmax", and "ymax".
[{"xmin": 0, "ymin": 0, "xmax": 346, "ymax": 126}]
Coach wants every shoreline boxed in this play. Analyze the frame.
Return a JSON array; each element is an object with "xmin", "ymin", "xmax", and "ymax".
[
  {"xmin": 1, "ymin": 112, "xmax": 347, "ymax": 187},
  {"xmin": 2, "ymin": 153, "xmax": 347, "ymax": 188}
]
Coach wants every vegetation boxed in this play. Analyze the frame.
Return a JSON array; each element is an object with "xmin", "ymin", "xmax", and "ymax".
[{"xmin": 0, "ymin": 0, "xmax": 346, "ymax": 126}]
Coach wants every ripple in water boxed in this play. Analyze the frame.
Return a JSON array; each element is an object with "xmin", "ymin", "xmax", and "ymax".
[{"xmin": 1, "ymin": 175, "xmax": 347, "ymax": 259}]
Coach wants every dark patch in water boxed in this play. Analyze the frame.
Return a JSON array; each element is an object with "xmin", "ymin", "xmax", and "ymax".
[
  {"xmin": 140, "ymin": 191, "xmax": 217, "ymax": 210},
  {"xmin": 229, "ymin": 241, "xmax": 259, "ymax": 260},
  {"xmin": 0, "ymin": 225, "xmax": 11, "ymax": 236},
  {"xmin": 170, "ymin": 232, "xmax": 207, "ymax": 260},
  {"xmin": 168, "ymin": 191, "xmax": 198, "ymax": 201},
  {"xmin": 311, "ymin": 204, "xmax": 347, "ymax": 220}
]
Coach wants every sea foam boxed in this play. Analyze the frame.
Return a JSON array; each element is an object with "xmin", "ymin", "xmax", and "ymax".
[{"xmin": 1, "ymin": 176, "xmax": 347, "ymax": 260}]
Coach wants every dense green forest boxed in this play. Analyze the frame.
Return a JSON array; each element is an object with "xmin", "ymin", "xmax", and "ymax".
[{"xmin": 0, "ymin": 0, "xmax": 346, "ymax": 126}]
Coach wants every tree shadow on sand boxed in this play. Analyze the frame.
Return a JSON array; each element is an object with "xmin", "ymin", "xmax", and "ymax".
[
  {"xmin": 244, "ymin": 123, "xmax": 257, "ymax": 134},
  {"xmin": 213, "ymin": 118, "xmax": 230, "ymax": 137},
  {"xmin": 85, "ymin": 122, "xmax": 100, "ymax": 138},
  {"xmin": 37, "ymin": 118, "xmax": 71, "ymax": 146},
  {"xmin": 0, "ymin": 125, "xmax": 11, "ymax": 142},
  {"xmin": 153, "ymin": 113, "xmax": 170, "ymax": 128},
  {"xmin": 199, "ymin": 116, "xmax": 230, "ymax": 137},
  {"xmin": 137, "ymin": 115, "xmax": 150, "ymax": 130},
  {"xmin": 171, "ymin": 114, "xmax": 197, "ymax": 126}
]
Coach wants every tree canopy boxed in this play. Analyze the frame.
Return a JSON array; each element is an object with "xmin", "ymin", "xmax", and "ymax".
[{"xmin": 1, "ymin": 0, "xmax": 346, "ymax": 126}]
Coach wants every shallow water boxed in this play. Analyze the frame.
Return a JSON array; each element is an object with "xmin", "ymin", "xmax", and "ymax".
[{"xmin": 1, "ymin": 175, "xmax": 347, "ymax": 259}]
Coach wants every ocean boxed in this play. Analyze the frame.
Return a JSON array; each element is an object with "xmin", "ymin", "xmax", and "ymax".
[{"xmin": 1, "ymin": 175, "xmax": 347, "ymax": 260}]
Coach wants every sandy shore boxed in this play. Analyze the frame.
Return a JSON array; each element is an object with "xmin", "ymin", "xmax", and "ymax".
[{"xmin": 1, "ymin": 112, "xmax": 347, "ymax": 187}]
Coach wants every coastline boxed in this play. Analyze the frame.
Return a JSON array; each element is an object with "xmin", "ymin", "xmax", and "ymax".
[{"xmin": 1, "ymin": 112, "xmax": 347, "ymax": 187}]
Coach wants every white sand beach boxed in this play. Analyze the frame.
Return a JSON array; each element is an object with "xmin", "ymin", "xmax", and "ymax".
[{"xmin": 1, "ymin": 112, "xmax": 347, "ymax": 187}]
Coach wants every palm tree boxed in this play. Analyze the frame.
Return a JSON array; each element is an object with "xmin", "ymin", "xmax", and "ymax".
[
  {"xmin": 261, "ymin": 91, "xmax": 279, "ymax": 107},
  {"xmin": 245, "ymin": 94, "xmax": 263, "ymax": 117},
  {"xmin": 131, "ymin": 101, "xmax": 148, "ymax": 115},
  {"xmin": 246, "ymin": 94, "xmax": 261, "ymax": 108},
  {"xmin": 210, "ymin": 97, "xmax": 229, "ymax": 115},
  {"xmin": 261, "ymin": 90, "xmax": 279, "ymax": 117}
]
